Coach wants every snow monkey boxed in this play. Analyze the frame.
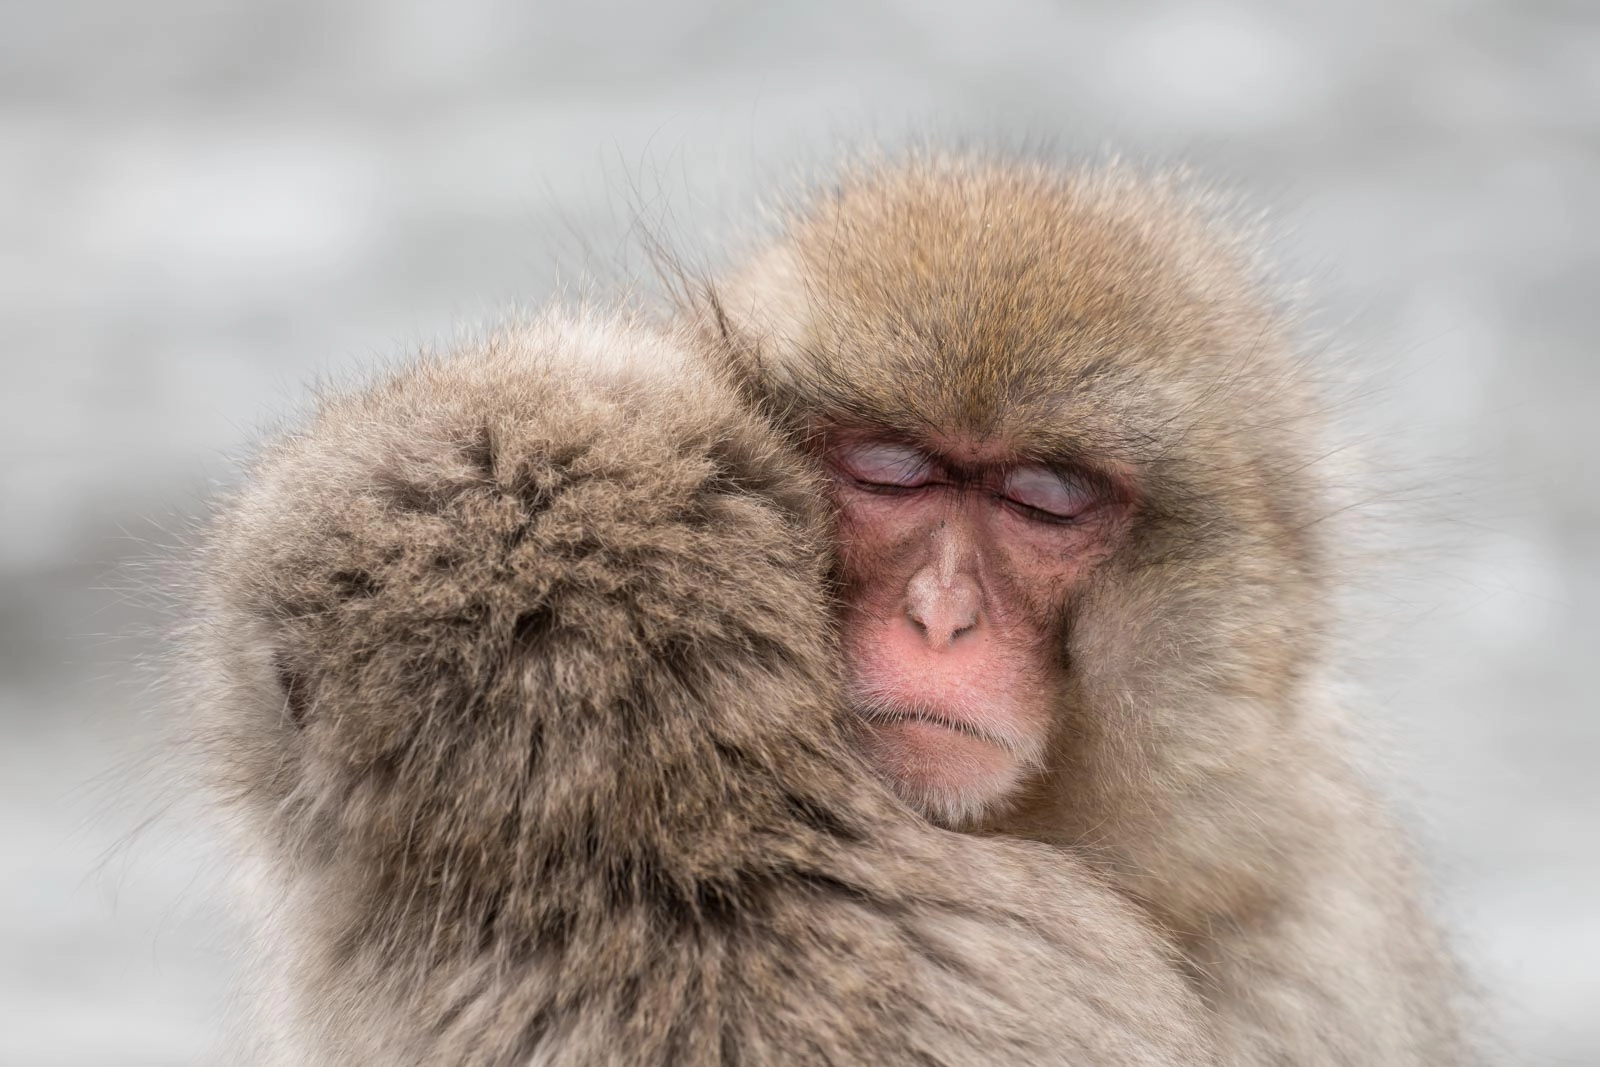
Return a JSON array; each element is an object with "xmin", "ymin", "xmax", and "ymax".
[
  {"xmin": 185, "ymin": 155, "xmax": 1471, "ymax": 1064},
  {"xmin": 703, "ymin": 155, "xmax": 1473, "ymax": 1064}
]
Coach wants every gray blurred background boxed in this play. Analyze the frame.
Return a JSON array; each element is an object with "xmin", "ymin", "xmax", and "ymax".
[{"xmin": 3, "ymin": 1, "xmax": 1596, "ymax": 1063}]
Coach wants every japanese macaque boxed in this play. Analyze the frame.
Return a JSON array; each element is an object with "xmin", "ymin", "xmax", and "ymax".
[
  {"xmin": 187, "ymin": 153, "xmax": 1476, "ymax": 1066},
  {"xmin": 704, "ymin": 156, "xmax": 1473, "ymax": 1064},
  {"xmin": 187, "ymin": 313, "xmax": 1217, "ymax": 1065}
]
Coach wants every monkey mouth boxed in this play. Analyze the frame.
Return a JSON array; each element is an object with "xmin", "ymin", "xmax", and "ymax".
[
  {"xmin": 852, "ymin": 701, "xmax": 1024, "ymax": 755},
  {"xmin": 850, "ymin": 698, "xmax": 1045, "ymax": 821}
]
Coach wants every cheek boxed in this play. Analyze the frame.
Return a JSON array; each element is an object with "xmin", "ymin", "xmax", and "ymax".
[
  {"xmin": 832, "ymin": 499, "xmax": 918, "ymax": 586},
  {"xmin": 994, "ymin": 511, "xmax": 1108, "ymax": 602}
]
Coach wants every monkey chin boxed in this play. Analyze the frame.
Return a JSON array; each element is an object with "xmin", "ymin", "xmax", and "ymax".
[{"xmin": 859, "ymin": 713, "xmax": 1029, "ymax": 828}]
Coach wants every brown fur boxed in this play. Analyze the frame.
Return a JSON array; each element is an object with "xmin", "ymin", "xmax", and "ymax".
[
  {"xmin": 185, "ymin": 310, "xmax": 1218, "ymax": 1064},
  {"xmin": 705, "ymin": 155, "xmax": 1474, "ymax": 1064}
]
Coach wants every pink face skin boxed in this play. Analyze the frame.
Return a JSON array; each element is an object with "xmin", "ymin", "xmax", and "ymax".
[{"xmin": 823, "ymin": 434, "xmax": 1127, "ymax": 825}]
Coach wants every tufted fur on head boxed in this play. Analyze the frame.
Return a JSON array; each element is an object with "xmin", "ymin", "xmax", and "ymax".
[
  {"xmin": 701, "ymin": 153, "xmax": 1475, "ymax": 1065},
  {"xmin": 185, "ymin": 308, "xmax": 1217, "ymax": 1065}
]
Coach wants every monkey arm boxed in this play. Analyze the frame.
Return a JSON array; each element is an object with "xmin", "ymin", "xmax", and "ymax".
[{"xmin": 186, "ymin": 312, "xmax": 1215, "ymax": 1066}]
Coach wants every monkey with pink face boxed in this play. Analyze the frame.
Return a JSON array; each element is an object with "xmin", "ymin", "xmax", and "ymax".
[{"xmin": 185, "ymin": 156, "xmax": 1474, "ymax": 1064}]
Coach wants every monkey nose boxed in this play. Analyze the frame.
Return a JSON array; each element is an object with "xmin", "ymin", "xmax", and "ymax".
[{"xmin": 904, "ymin": 569, "xmax": 982, "ymax": 650}]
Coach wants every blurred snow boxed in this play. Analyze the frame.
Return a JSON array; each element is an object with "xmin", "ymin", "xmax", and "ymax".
[{"xmin": 3, "ymin": 0, "xmax": 1596, "ymax": 1062}]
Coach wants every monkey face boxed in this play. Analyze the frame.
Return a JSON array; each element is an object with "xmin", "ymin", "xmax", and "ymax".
[
  {"xmin": 710, "ymin": 158, "xmax": 1335, "ymax": 833},
  {"xmin": 821, "ymin": 430, "xmax": 1129, "ymax": 826}
]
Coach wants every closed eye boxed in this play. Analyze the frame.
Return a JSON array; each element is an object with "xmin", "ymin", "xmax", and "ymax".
[
  {"xmin": 831, "ymin": 442, "xmax": 935, "ymax": 489},
  {"xmin": 1002, "ymin": 465, "xmax": 1096, "ymax": 522}
]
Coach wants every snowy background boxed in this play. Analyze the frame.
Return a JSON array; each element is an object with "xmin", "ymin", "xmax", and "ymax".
[{"xmin": 3, "ymin": 1, "xmax": 1596, "ymax": 1063}]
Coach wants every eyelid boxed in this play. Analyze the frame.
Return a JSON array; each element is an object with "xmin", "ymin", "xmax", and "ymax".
[
  {"xmin": 832, "ymin": 442, "xmax": 934, "ymax": 487},
  {"xmin": 1002, "ymin": 465, "xmax": 1094, "ymax": 519}
]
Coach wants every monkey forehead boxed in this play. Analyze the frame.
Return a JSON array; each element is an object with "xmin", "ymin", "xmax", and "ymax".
[{"xmin": 724, "ymin": 158, "xmax": 1305, "ymax": 450}]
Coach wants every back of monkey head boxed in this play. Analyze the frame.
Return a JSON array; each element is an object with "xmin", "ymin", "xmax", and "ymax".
[{"xmin": 184, "ymin": 313, "xmax": 865, "ymax": 973}]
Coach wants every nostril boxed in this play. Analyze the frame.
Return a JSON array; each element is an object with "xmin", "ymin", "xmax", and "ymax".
[
  {"xmin": 905, "ymin": 562, "xmax": 983, "ymax": 649},
  {"xmin": 905, "ymin": 601, "xmax": 979, "ymax": 649}
]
